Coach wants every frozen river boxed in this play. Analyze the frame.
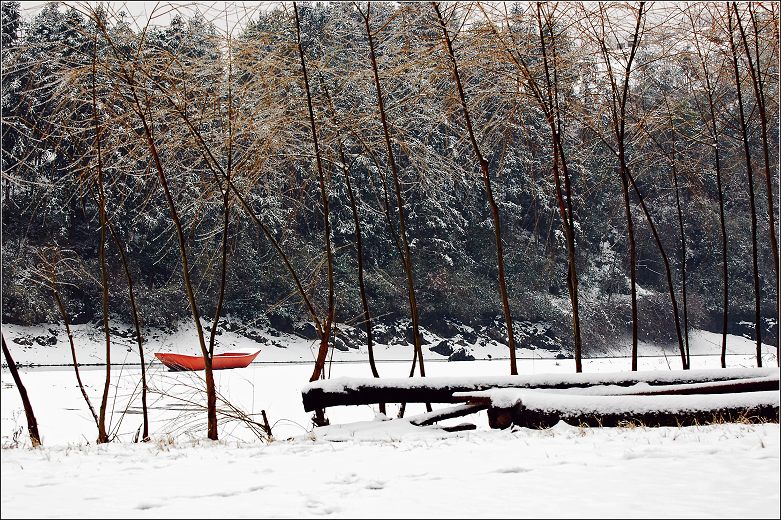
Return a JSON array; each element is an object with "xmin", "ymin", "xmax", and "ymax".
[{"xmin": 2, "ymin": 354, "xmax": 771, "ymax": 445}]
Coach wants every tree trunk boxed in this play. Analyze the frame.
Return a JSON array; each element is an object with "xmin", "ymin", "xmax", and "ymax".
[
  {"xmin": 433, "ymin": 2, "xmax": 518, "ymax": 375},
  {"xmin": 620, "ymin": 169, "xmax": 639, "ymax": 370},
  {"xmin": 129, "ymin": 80, "xmax": 217, "ymax": 439},
  {"xmin": 688, "ymin": 9, "xmax": 729, "ymax": 368},
  {"xmin": 669, "ymin": 130, "xmax": 690, "ymax": 368},
  {"xmin": 736, "ymin": 3, "xmax": 778, "ymax": 364},
  {"xmin": 341, "ymin": 149, "xmax": 380, "ymax": 379},
  {"xmin": 47, "ymin": 258, "xmax": 99, "ymax": 428},
  {"xmin": 599, "ymin": 2, "xmax": 645, "ymax": 370},
  {"xmin": 1, "ymin": 335, "xmax": 41, "ymax": 447},
  {"xmin": 208, "ymin": 36, "xmax": 233, "ymax": 377},
  {"xmin": 537, "ymin": 5, "xmax": 583, "ymax": 372},
  {"xmin": 337, "ymin": 140, "xmax": 386, "ymax": 416},
  {"xmin": 294, "ymin": 3, "xmax": 336, "ymax": 387},
  {"xmin": 478, "ymin": 4, "xmax": 583, "ymax": 371},
  {"xmin": 92, "ymin": 47, "xmax": 111, "ymax": 444},
  {"xmin": 728, "ymin": 6, "xmax": 763, "ymax": 368},
  {"xmin": 107, "ymin": 223, "xmax": 149, "ymax": 441},
  {"xmin": 626, "ymin": 169, "xmax": 688, "ymax": 369},
  {"xmin": 361, "ymin": 3, "xmax": 429, "ymax": 414},
  {"xmin": 315, "ymin": 72, "xmax": 384, "ymax": 402}
]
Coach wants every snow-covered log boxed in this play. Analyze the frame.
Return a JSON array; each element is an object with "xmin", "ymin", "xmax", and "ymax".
[
  {"xmin": 301, "ymin": 367, "xmax": 778, "ymax": 411},
  {"xmin": 456, "ymin": 389, "xmax": 780, "ymax": 429},
  {"xmin": 407, "ymin": 403, "xmax": 489, "ymax": 427}
]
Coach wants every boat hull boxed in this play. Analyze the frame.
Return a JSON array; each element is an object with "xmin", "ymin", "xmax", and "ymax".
[{"xmin": 154, "ymin": 351, "xmax": 260, "ymax": 371}]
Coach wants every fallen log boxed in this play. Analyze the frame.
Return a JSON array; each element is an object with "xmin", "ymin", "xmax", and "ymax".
[
  {"xmin": 458, "ymin": 389, "xmax": 780, "ymax": 429},
  {"xmin": 407, "ymin": 403, "xmax": 489, "ymax": 427},
  {"xmin": 301, "ymin": 368, "xmax": 779, "ymax": 412},
  {"xmin": 499, "ymin": 376, "xmax": 780, "ymax": 397}
]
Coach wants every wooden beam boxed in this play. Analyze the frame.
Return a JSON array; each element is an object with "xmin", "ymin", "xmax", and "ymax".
[
  {"xmin": 489, "ymin": 402, "xmax": 779, "ymax": 429},
  {"xmin": 408, "ymin": 403, "xmax": 489, "ymax": 427},
  {"xmin": 301, "ymin": 368, "xmax": 779, "ymax": 411},
  {"xmin": 634, "ymin": 378, "xmax": 779, "ymax": 396}
]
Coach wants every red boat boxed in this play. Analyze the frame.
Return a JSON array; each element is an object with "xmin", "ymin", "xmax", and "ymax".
[{"xmin": 154, "ymin": 350, "xmax": 261, "ymax": 371}]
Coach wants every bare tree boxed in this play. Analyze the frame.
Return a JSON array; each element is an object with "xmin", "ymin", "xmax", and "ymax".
[
  {"xmin": 89, "ymin": 13, "xmax": 220, "ymax": 439},
  {"xmin": 588, "ymin": 1, "xmax": 644, "ymax": 369},
  {"xmin": 32, "ymin": 249, "xmax": 99, "ymax": 428},
  {"xmin": 206, "ymin": 34, "xmax": 234, "ymax": 404},
  {"xmin": 317, "ymin": 72, "xmax": 384, "ymax": 395},
  {"xmin": 121, "ymin": 8, "xmax": 346, "ymax": 424},
  {"xmin": 433, "ymin": 2, "xmax": 518, "ymax": 375},
  {"xmin": 357, "ymin": 2, "xmax": 430, "ymax": 408},
  {"xmin": 734, "ymin": 1, "xmax": 778, "ymax": 362},
  {"xmin": 685, "ymin": 3, "xmax": 729, "ymax": 368},
  {"xmin": 91, "ymin": 30, "xmax": 112, "ymax": 444},
  {"xmin": 293, "ymin": 2, "xmax": 336, "ymax": 389},
  {"xmin": 642, "ymin": 89, "xmax": 692, "ymax": 368},
  {"xmin": 580, "ymin": 2, "xmax": 685, "ymax": 370},
  {"xmin": 478, "ymin": 1, "xmax": 584, "ymax": 372},
  {"xmin": 727, "ymin": 4, "xmax": 762, "ymax": 368},
  {"xmin": 106, "ymin": 221, "xmax": 149, "ymax": 441},
  {"xmin": 668, "ymin": 110, "xmax": 690, "ymax": 369}
]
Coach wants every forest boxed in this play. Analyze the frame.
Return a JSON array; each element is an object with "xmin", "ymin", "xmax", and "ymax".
[{"xmin": 2, "ymin": 1, "xmax": 778, "ymax": 387}]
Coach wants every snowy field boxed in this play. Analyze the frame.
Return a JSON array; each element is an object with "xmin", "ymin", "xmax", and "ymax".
[{"xmin": 1, "ymin": 325, "xmax": 779, "ymax": 518}]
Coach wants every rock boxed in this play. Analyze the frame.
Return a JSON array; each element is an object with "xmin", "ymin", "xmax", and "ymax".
[
  {"xmin": 486, "ymin": 326, "xmax": 505, "ymax": 343},
  {"xmin": 390, "ymin": 334, "xmax": 409, "ymax": 346},
  {"xmin": 219, "ymin": 321, "xmax": 237, "ymax": 332},
  {"xmin": 537, "ymin": 336, "xmax": 561, "ymax": 351},
  {"xmin": 241, "ymin": 329, "xmax": 268, "ymax": 344},
  {"xmin": 426, "ymin": 319, "xmax": 461, "ymax": 338},
  {"xmin": 294, "ymin": 322, "xmax": 319, "ymax": 340},
  {"xmin": 332, "ymin": 337, "xmax": 350, "ymax": 352},
  {"xmin": 388, "ymin": 324, "xmax": 412, "ymax": 345},
  {"xmin": 429, "ymin": 340, "xmax": 453, "ymax": 357},
  {"xmin": 448, "ymin": 347, "xmax": 475, "ymax": 362},
  {"xmin": 335, "ymin": 326, "xmax": 365, "ymax": 349},
  {"xmin": 13, "ymin": 336, "xmax": 33, "ymax": 346},
  {"xmin": 373, "ymin": 325, "xmax": 395, "ymax": 345},
  {"xmin": 268, "ymin": 312, "xmax": 294, "ymax": 333},
  {"xmin": 461, "ymin": 328, "xmax": 478, "ymax": 344},
  {"xmin": 109, "ymin": 326, "xmax": 133, "ymax": 339}
]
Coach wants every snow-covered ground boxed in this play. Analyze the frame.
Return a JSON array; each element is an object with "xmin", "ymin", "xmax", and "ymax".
[
  {"xmin": 1, "ymin": 323, "xmax": 779, "ymax": 518},
  {"xmin": 2, "ymin": 422, "xmax": 778, "ymax": 518}
]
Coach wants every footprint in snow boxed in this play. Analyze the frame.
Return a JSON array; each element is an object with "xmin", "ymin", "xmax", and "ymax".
[
  {"xmin": 26, "ymin": 482, "xmax": 56, "ymax": 488},
  {"xmin": 495, "ymin": 466, "xmax": 531, "ymax": 474},
  {"xmin": 305, "ymin": 498, "xmax": 340, "ymax": 516},
  {"xmin": 365, "ymin": 480, "xmax": 386, "ymax": 490},
  {"xmin": 135, "ymin": 502, "xmax": 162, "ymax": 510},
  {"xmin": 328, "ymin": 472, "xmax": 359, "ymax": 485}
]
